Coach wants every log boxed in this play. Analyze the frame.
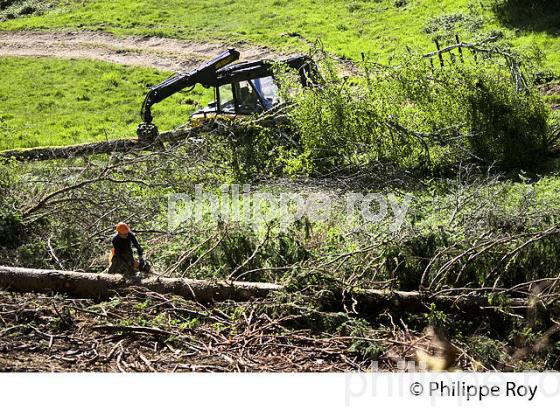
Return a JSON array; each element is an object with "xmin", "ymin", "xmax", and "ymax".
[
  {"xmin": 0, "ymin": 129, "xmax": 183, "ymax": 162},
  {"xmin": 0, "ymin": 265, "xmax": 530, "ymax": 313},
  {"xmin": 0, "ymin": 139, "xmax": 141, "ymax": 161},
  {"xmin": 352, "ymin": 289, "xmax": 529, "ymax": 314},
  {"xmin": 0, "ymin": 266, "xmax": 281, "ymax": 303}
]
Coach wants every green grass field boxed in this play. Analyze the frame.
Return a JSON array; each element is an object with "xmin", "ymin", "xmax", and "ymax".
[
  {"xmin": 1, "ymin": 0, "xmax": 559, "ymax": 70},
  {"xmin": 0, "ymin": 57, "xmax": 212, "ymax": 150}
]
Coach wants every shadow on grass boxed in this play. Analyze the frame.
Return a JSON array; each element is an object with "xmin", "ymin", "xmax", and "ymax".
[{"xmin": 492, "ymin": 0, "xmax": 559, "ymax": 35}]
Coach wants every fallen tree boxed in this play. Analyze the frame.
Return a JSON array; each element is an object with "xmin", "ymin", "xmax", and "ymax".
[
  {"xmin": 0, "ymin": 266, "xmax": 531, "ymax": 314},
  {"xmin": 0, "ymin": 129, "xmax": 188, "ymax": 161},
  {"xmin": 0, "ymin": 138, "xmax": 141, "ymax": 162},
  {"xmin": 0, "ymin": 117, "xmax": 290, "ymax": 162},
  {"xmin": 0, "ymin": 266, "xmax": 280, "ymax": 303},
  {"xmin": 0, "ymin": 118, "xmax": 277, "ymax": 162}
]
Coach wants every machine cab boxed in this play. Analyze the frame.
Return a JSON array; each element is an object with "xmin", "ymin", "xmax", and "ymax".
[
  {"xmin": 190, "ymin": 55, "xmax": 316, "ymax": 126},
  {"xmin": 191, "ymin": 76, "xmax": 280, "ymax": 125}
]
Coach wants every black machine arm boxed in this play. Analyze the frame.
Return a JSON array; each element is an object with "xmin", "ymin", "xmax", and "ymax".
[
  {"xmin": 215, "ymin": 55, "xmax": 319, "ymax": 87},
  {"xmin": 137, "ymin": 48, "xmax": 240, "ymax": 139}
]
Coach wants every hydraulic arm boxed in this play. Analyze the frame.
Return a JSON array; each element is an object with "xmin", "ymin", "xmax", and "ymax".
[{"xmin": 137, "ymin": 48, "xmax": 240, "ymax": 140}]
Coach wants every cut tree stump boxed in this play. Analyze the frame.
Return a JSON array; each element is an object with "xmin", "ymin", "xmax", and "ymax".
[{"xmin": 0, "ymin": 265, "xmax": 530, "ymax": 313}]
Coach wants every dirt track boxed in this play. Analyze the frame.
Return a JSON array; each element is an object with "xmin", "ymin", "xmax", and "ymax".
[{"xmin": 0, "ymin": 30, "xmax": 287, "ymax": 72}]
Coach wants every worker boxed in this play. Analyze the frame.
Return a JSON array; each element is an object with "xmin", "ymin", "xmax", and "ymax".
[
  {"xmin": 237, "ymin": 83, "xmax": 259, "ymax": 113},
  {"xmin": 108, "ymin": 222, "xmax": 144, "ymax": 275}
]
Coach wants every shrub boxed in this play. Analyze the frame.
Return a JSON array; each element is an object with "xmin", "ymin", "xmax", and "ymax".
[
  {"xmin": 0, "ymin": 210, "xmax": 24, "ymax": 248},
  {"xmin": 491, "ymin": 0, "xmax": 559, "ymax": 33},
  {"xmin": 0, "ymin": 0, "xmax": 54, "ymax": 20},
  {"xmin": 281, "ymin": 46, "xmax": 552, "ymax": 173},
  {"xmin": 492, "ymin": 0, "xmax": 557, "ymax": 19},
  {"xmin": 0, "ymin": 160, "xmax": 24, "ymax": 248},
  {"xmin": 464, "ymin": 67, "xmax": 549, "ymax": 167}
]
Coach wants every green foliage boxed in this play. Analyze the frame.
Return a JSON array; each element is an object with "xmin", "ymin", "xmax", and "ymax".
[
  {"xmin": 467, "ymin": 335, "xmax": 507, "ymax": 366},
  {"xmin": 388, "ymin": 174, "xmax": 560, "ymax": 290},
  {"xmin": 424, "ymin": 12, "xmax": 485, "ymax": 38},
  {"xmin": 17, "ymin": 240, "xmax": 48, "ymax": 266},
  {"xmin": 491, "ymin": 0, "xmax": 559, "ymax": 34},
  {"xmin": 465, "ymin": 67, "xmax": 550, "ymax": 167},
  {"xmin": 0, "ymin": 0, "xmax": 54, "ymax": 21},
  {"xmin": 381, "ymin": 230, "xmax": 450, "ymax": 290},
  {"xmin": 343, "ymin": 317, "xmax": 384, "ymax": 360},
  {"xmin": 0, "ymin": 159, "xmax": 24, "ymax": 248},
  {"xmin": 284, "ymin": 49, "xmax": 552, "ymax": 172},
  {"xmin": 208, "ymin": 221, "xmax": 310, "ymax": 282},
  {"xmin": 424, "ymin": 303, "xmax": 450, "ymax": 329},
  {"xmin": 0, "ymin": 210, "xmax": 24, "ymax": 248},
  {"xmin": 201, "ymin": 120, "xmax": 290, "ymax": 180}
]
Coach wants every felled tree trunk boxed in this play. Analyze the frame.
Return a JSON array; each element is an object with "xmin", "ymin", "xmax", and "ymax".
[
  {"xmin": 0, "ymin": 139, "xmax": 141, "ymax": 161},
  {"xmin": 0, "ymin": 129, "xmax": 188, "ymax": 162},
  {"xmin": 351, "ymin": 289, "xmax": 528, "ymax": 314},
  {"xmin": 0, "ymin": 266, "xmax": 280, "ymax": 303},
  {"xmin": 0, "ymin": 265, "xmax": 529, "ymax": 313}
]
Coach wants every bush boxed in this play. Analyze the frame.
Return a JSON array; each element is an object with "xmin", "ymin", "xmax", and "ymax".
[
  {"xmin": 492, "ymin": 0, "xmax": 557, "ymax": 16},
  {"xmin": 491, "ymin": 0, "xmax": 559, "ymax": 33},
  {"xmin": 0, "ymin": 160, "xmax": 25, "ymax": 248},
  {"xmin": 465, "ymin": 69, "xmax": 549, "ymax": 167},
  {"xmin": 0, "ymin": 211, "xmax": 24, "ymax": 248},
  {"xmin": 281, "ymin": 47, "xmax": 552, "ymax": 173},
  {"xmin": 0, "ymin": 0, "xmax": 53, "ymax": 20}
]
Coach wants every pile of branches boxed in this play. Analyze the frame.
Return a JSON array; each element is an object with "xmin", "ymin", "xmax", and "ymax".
[
  {"xmin": 3, "ymin": 286, "xmax": 557, "ymax": 372},
  {"xmin": 0, "ymin": 289, "xmax": 373, "ymax": 372},
  {"xmin": 2, "ymin": 114, "xmax": 560, "ymax": 371}
]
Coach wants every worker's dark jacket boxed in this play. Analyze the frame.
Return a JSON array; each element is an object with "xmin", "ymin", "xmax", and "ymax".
[{"xmin": 112, "ymin": 232, "xmax": 144, "ymax": 258}]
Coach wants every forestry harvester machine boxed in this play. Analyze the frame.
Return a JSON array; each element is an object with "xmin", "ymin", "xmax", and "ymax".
[{"xmin": 137, "ymin": 48, "xmax": 318, "ymax": 141}]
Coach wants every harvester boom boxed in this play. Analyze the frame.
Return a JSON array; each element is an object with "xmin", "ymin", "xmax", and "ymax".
[{"xmin": 137, "ymin": 48, "xmax": 240, "ymax": 140}]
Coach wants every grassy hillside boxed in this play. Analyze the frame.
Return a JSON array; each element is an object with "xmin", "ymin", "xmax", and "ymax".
[
  {"xmin": 0, "ymin": 57, "xmax": 211, "ymax": 150},
  {"xmin": 1, "ymin": 0, "xmax": 559, "ymax": 71}
]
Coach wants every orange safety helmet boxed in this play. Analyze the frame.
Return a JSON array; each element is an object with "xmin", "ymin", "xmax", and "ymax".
[{"xmin": 116, "ymin": 222, "xmax": 130, "ymax": 235}]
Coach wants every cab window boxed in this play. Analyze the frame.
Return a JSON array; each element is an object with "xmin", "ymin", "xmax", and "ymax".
[
  {"xmin": 251, "ymin": 76, "xmax": 279, "ymax": 110},
  {"xmin": 219, "ymin": 84, "xmax": 235, "ymax": 113},
  {"xmin": 234, "ymin": 80, "xmax": 262, "ymax": 114}
]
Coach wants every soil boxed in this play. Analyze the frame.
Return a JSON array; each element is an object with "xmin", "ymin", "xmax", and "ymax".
[{"xmin": 0, "ymin": 30, "xmax": 290, "ymax": 72}]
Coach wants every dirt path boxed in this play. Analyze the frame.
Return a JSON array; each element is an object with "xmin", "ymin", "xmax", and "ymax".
[{"xmin": 0, "ymin": 30, "xmax": 288, "ymax": 72}]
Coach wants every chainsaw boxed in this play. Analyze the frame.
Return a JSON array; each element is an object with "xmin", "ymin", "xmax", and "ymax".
[{"xmin": 134, "ymin": 258, "xmax": 152, "ymax": 274}]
